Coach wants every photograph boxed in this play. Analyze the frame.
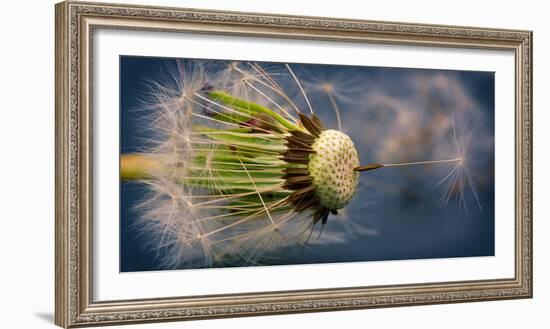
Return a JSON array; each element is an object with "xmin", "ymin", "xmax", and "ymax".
[{"xmin": 119, "ymin": 56, "xmax": 495, "ymax": 272}]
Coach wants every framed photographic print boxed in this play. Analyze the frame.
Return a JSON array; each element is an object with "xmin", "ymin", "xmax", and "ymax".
[{"xmin": 55, "ymin": 1, "xmax": 532, "ymax": 327}]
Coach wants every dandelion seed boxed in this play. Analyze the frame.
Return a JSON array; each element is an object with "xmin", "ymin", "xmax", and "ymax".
[
  {"xmin": 353, "ymin": 113, "xmax": 483, "ymax": 213},
  {"xmin": 435, "ymin": 113, "xmax": 483, "ymax": 212}
]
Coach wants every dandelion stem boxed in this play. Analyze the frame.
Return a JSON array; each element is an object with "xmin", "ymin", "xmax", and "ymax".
[
  {"xmin": 120, "ymin": 153, "xmax": 162, "ymax": 180},
  {"xmin": 354, "ymin": 157, "xmax": 462, "ymax": 172}
]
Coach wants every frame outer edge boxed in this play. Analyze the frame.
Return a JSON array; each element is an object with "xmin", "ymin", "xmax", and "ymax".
[
  {"xmin": 55, "ymin": 1, "xmax": 70, "ymax": 328},
  {"xmin": 526, "ymin": 30, "xmax": 533, "ymax": 299},
  {"xmin": 54, "ymin": 1, "xmax": 533, "ymax": 326}
]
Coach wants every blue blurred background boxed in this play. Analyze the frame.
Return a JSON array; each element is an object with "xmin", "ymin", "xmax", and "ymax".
[{"xmin": 120, "ymin": 56, "xmax": 494, "ymax": 272}]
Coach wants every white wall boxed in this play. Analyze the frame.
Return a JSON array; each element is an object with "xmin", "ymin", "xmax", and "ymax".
[{"xmin": 0, "ymin": 0, "xmax": 547, "ymax": 328}]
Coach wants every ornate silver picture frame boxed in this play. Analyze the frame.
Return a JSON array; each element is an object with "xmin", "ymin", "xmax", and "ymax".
[{"xmin": 55, "ymin": 1, "xmax": 532, "ymax": 327}]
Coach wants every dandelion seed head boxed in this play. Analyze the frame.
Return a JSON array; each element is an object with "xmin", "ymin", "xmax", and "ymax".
[
  {"xmin": 133, "ymin": 59, "xmax": 358, "ymax": 268},
  {"xmin": 308, "ymin": 130, "xmax": 360, "ymax": 210}
]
